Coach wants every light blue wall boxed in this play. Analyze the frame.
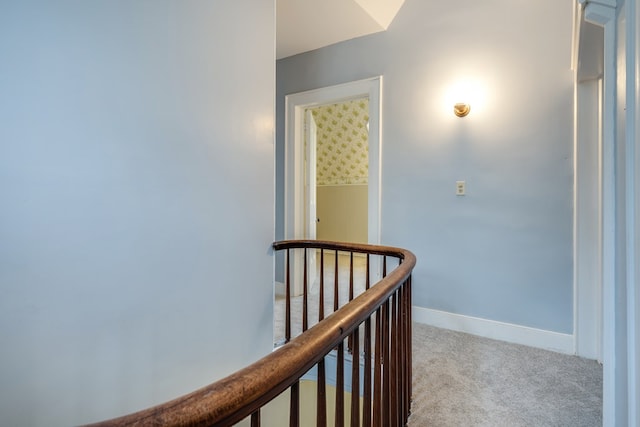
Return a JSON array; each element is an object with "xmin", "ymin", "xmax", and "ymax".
[
  {"xmin": 277, "ymin": 0, "xmax": 574, "ymax": 333},
  {"xmin": 614, "ymin": 0, "xmax": 631, "ymax": 423},
  {"xmin": 0, "ymin": 1, "xmax": 274, "ymax": 425}
]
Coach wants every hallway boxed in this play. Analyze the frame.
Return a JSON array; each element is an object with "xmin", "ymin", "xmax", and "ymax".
[{"xmin": 274, "ymin": 252, "xmax": 602, "ymax": 426}]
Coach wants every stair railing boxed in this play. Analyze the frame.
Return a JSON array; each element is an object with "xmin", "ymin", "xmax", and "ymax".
[{"xmin": 86, "ymin": 240, "xmax": 416, "ymax": 427}]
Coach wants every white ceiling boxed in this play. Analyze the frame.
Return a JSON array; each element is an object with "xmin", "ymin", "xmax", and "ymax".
[{"xmin": 276, "ymin": 0, "xmax": 405, "ymax": 60}]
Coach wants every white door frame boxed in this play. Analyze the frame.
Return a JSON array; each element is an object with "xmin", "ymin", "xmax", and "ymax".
[
  {"xmin": 574, "ymin": 77, "xmax": 603, "ymax": 362},
  {"xmin": 284, "ymin": 77, "xmax": 382, "ymax": 294},
  {"xmin": 577, "ymin": 1, "xmax": 617, "ymax": 424},
  {"xmin": 573, "ymin": 9, "xmax": 605, "ymax": 362},
  {"xmin": 305, "ymin": 109, "xmax": 318, "ymax": 241},
  {"xmin": 305, "ymin": 109, "xmax": 318, "ymax": 286}
]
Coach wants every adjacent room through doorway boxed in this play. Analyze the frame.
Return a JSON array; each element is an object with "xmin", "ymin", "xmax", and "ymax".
[{"xmin": 306, "ymin": 97, "xmax": 369, "ymax": 244}]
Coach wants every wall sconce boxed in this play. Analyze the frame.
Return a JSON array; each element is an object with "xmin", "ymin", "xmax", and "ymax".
[
  {"xmin": 445, "ymin": 78, "xmax": 486, "ymax": 119},
  {"xmin": 453, "ymin": 102, "xmax": 470, "ymax": 117}
]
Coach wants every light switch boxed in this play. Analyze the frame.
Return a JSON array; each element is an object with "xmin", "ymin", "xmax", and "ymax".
[{"xmin": 456, "ymin": 181, "xmax": 466, "ymax": 196}]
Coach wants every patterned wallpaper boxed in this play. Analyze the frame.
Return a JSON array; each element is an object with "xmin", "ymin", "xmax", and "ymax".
[{"xmin": 310, "ymin": 98, "xmax": 369, "ymax": 186}]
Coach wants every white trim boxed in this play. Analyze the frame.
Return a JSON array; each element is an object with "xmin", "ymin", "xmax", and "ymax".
[
  {"xmin": 368, "ymin": 78, "xmax": 383, "ymax": 248},
  {"xmin": 574, "ymin": 78, "xmax": 604, "ymax": 361},
  {"xmin": 413, "ymin": 306, "xmax": 575, "ymax": 355},
  {"xmin": 582, "ymin": 2, "xmax": 617, "ymax": 425},
  {"xmin": 572, "ymin": 1, "xmax": 581, "ymax": 71},
  {"xmin": 573, "ymin": 80, "xmax": 602, "ymax": 361},
  {"xmin": 284, "ymin": 77, "xmax": 382, "ymax": 245},
  {"xmin": 633, "ymin": 0, "xmax": 640, "ymax": 420},
  {"xmin": 626, "ymin": 1, "xmax": 639, "ymax": 424},
  {"xmin": 574, "ymin": 0, "xmax": 607, "ymax": 364},
  {"xmin": 284, "ymin": 77, "xmax": 384, "ymax": 291}
]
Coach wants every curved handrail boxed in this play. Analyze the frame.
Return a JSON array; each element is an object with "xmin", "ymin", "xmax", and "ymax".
[
  {"xmin": 272, "ymin": 239, "xmax": 413, "ymax": 259},
  {"xmin": 86, "ymin": 240, "xmax": 416, "ymax": 427}
]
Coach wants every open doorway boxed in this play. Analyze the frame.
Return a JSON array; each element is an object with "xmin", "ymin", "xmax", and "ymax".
[
  {"xmin": 284, "ymin": 77, "xmax": 382, "ymax": 295},
  {"xmin": 306, "ymin": 98, "xmax": 369, "ymax": 244}
]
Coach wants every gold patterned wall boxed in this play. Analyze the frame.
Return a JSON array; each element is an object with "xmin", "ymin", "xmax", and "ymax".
[{"xmin": 310, "ymin": 98, "xmax": 369, "ymax": 186}]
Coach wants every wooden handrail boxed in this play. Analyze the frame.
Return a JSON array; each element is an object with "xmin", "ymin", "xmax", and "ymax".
[
  {"xmin": 272, "ymin": 239, "xmax": 412, "ymax": 259},
  {"xmin": 86, "ymin": 240, "xmax": 416, "ymax": 427}
]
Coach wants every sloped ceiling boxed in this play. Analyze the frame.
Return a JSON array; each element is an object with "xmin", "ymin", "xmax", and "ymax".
[{"xmin": 276, "ymin": 0, "xmax": 405, "ymax": 59}]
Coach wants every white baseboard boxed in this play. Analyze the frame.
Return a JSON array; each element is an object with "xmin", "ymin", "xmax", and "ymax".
[{"xmin": 413, "ymin": 306, "xmax": 575, "ymax": 355}]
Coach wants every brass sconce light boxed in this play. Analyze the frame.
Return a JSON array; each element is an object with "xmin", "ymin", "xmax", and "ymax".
[{"xmin": 453, "ymin": 102, "xmax": 470, "ymax": 117}]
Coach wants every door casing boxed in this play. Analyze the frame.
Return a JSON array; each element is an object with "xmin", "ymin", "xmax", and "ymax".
[{"xmin": 284, "ymin": 77, "xmax": 382, "ymax": 294}]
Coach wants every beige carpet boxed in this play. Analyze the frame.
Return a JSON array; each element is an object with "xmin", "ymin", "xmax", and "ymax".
[
  {"xmin": 274, "ymin": 253, "xmax": 602, "ymax": 426},
  {"xmin": 408, "ymin": 323, "xmax": 602, "ymax": 426}
]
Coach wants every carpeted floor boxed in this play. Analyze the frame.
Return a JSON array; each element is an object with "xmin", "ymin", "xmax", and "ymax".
[
  {"xmin": 408, "ymin": 323, "xmax": 602, "ymax": 427},
  {"xmin": 274, "ymin": 253, "xmax": 603, "ymax": 426}
]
